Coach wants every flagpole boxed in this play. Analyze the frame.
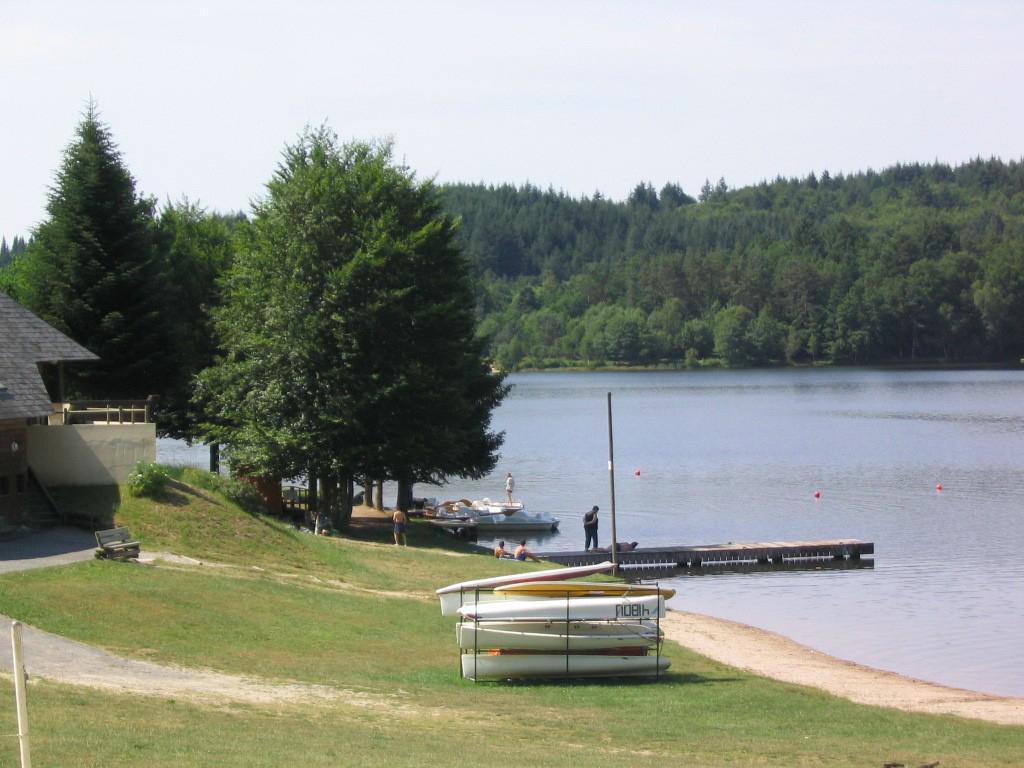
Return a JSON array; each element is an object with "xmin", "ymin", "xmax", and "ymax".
[{"xmin": 607, "ymin": 392, "xmax": 618, "ymax": 571}]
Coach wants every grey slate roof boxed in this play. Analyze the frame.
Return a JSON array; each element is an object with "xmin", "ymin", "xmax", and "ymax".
[
  {"xmin": 0, "ymin": 292, "xmax": 98, "ymax": 420},
  {"xmin": 0, "ymin": 291, "xmax": 98, "ymax": 363},
  {"xmin": 0, "ymin": 352, "xmax": 52, "ymax": 421}
]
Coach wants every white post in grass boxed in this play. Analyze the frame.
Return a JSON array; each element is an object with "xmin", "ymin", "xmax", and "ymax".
[{"xmin": 11, "ymin": 621, "xmax": 32, "ymax": 768}]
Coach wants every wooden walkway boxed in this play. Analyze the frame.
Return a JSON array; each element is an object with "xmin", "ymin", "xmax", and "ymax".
[{"xmin": 535, "ymin": 539, "xmax": 873, "ymax": 569}]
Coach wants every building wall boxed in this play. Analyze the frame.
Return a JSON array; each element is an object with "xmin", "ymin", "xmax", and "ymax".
[
  {"xmin": 27, "ymin": 423, "xmax": 156, "ymax": 486},
  {"xmin": 0, "ymin": 421, "xmax": 29, "ymax": 528}
]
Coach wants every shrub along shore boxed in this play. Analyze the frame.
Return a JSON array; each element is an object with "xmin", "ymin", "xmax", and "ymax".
[{"xmin": 1, "ymin": 468, "xmax": 1021, "ymax": 767}]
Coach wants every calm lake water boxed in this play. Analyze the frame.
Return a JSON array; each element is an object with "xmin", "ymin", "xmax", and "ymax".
[{"xmin": 160, "ymin": 368, "xmax": 1024, "ymax": 697}]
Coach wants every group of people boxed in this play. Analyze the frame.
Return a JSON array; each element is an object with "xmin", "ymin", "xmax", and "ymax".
[{"xmin": 493, "ymin": 539, "xmax": 540, "ymax": 561}]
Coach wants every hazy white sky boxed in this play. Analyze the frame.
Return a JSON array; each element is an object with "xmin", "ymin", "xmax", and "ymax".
[{"xmin": 2, "ymin": 0, "xmax": 1022, "ymax": 237}]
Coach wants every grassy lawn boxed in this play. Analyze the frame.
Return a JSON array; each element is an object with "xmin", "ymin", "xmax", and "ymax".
[{"xmin": 3, "ymin": 470, "xmax": 1022, "ymax": 767}]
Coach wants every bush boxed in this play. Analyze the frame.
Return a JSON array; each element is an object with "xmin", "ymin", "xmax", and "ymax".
[
  {"xmin": 180, "ymin": 469, "xmax": 265, "ymax": 514},
  {"xmin": 220, "ymin": 477, "xmax": 265, "ymax": 514},
  {"xmin": 127, "ymin": 462, "xmax": 170, "ymax": 498}
]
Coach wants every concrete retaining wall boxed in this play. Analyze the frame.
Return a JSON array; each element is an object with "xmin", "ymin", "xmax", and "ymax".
[{"xmin": 27, "ymin": 424, "xmax": 156, "ymax": 486}]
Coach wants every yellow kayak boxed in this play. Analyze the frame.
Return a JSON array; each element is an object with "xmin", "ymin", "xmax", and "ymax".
[{"xmin": 493, "ymin": 581, "xmax": 675, "ymax": 599}]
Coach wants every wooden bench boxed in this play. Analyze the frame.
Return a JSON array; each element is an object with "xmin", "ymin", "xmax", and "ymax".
[{"xmin": 94, "ymin": 527, "xmax": 141, "ymax": 561}]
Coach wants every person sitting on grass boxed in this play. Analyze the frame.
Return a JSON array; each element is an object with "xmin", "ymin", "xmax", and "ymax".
[
  {"xmin": 514, "ymin": 540, "xmax": 539, "ymax": 562},
  {"xmin": 494, "ymin": 540, "xmax": 508, "ymax": 558}
]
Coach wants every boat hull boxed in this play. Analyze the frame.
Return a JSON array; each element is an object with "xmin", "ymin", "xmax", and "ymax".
[
  {"xmin": 457, "ymin": 620, "xmax": 662, "ymax": 651},
  {"xmin": 494, "ymin": 581, "xmax": 675, "ymax": 599},
  {"xmin": 458, "ymin": 595, "xmax": 666, "ymax": 621},
  {"xmin": 436, "ymin": 565, "xmax": 610, "ymax": 606},
  {"xmin": 461, "ymin": 652, "xmax": 670, "ymax": 680}
]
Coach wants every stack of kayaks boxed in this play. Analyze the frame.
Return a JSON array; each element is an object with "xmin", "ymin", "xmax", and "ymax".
[{"xmin": 436, "ymin": 562, "xmax": 673, "ymax": 681}]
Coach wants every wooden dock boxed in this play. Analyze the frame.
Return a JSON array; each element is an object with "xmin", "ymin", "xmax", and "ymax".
[{"xmin": 534, "ymin": 539, "xmax": 873, "ymax": 569}]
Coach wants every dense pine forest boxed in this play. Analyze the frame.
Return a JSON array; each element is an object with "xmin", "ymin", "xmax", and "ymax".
[{"xmin": 445, "ymin": 158, "xmax": 1024, "ymax": 369}]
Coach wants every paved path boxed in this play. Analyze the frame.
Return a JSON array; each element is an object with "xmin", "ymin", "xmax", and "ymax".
[
  {"xmin": 0, "ymin": 613, "xmax": 397, "ymax": 708},
  {"xmin": 0, "ymin": 531, "xmax": 417, "ymax": 710},
  {"xmin": 0, "ymin": 526, "xmax": 96, "ymax": 574}
]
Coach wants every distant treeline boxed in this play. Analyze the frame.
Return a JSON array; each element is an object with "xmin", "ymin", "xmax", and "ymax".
[
  {"xmin": 442, "ymin": 158, "xmax": 1024, "ymax": 369},
  {"xmin": 6, "ymin": 156, "xmax": 1024, "ymax": 371},
  {"xmin": 0, "ymin": 235, "xmax": 29, "ymax": 269}
]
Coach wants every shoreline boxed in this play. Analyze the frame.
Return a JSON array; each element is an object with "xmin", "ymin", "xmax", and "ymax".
[{"xmin": 662, "ymin": 608, "xmax": 1024, "ymax": 726}]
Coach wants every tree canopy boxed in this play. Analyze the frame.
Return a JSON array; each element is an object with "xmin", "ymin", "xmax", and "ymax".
[
  {"xmin": 198, "ymin": 128, "xmax": 506, "ymax": 524},
  {"xmin": 19, "ymin": 102, "xmax": 171, "ymax": 397},
  {"xmin": 444, "ymin": 159, "xmax": 1024, "ymax": 368}
]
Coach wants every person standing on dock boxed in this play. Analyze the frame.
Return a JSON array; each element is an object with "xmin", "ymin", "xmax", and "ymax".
[
  {"xmin": 505, "ymin": 472, "xmax": 515, "ymax": 504},
  {"xmin": 583, "ymin": 505, "xmax": 599, "ymax": 551}
]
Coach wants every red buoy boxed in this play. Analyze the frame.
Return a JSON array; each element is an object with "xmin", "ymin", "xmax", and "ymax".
[
  {"xmin": 814, "ymin": 490, "xmax": 821, "ymax": 499},
  {"xmin": 634, "ymin": 469, "xmax": 641, "ymax": 477},
  {"xmin": 936, "ymin": 483, "xmax": 943, "ymax": 492}
]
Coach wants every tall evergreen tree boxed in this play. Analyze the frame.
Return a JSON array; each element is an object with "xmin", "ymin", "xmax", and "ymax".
[{"xmin": 23, "ymin": 101, "xmax": 170, "ymax": 398}]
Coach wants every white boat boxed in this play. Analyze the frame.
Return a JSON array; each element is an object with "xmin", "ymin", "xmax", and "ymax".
[
  {"xmin": 431, "ymin": 498, "xmax": 560, "ymax": 532},
  {"xmin": 436, "ymin": 561, "xmax": 615, "ymax": 616},
  {"xmin": 461, "ymin": 652, "xmax": 670, "ymax": 680},
  {"xmin": 457, "ymin": 595, "xmax": 666, "ymax": 622},
  {"xmin": 456, "ymin": 620, "xmax": 662, "ymax": 651}
]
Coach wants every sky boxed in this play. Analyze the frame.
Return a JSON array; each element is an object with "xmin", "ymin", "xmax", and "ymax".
[{"xmin": 2, "ymin": 0, "xmax": 1022, "ymax": 238}]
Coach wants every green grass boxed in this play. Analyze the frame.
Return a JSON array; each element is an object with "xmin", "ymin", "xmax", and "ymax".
[{"xmin": 4, "ymin": 470, "xmax": 1023, "ymax": 767}]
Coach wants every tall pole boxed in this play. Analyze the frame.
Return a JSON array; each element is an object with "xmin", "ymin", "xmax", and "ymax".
[
  {"xmin": 607, "ymin": 392, "xmax": 618, "ymax": 570},
  {"xmin": 11, "ymin": 621, "xmax": 32, "ymax": 768}
]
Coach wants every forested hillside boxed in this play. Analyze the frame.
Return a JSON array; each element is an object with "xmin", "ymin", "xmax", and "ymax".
[
  {"xmin": 442, "ymin": 158, "xmax": 1024, "ymax": 369},
  {"xmin": 5, "ymin": 157, "xmax": 1023, "ymax": 372}
]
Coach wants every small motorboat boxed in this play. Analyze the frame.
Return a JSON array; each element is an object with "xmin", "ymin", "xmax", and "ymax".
[{"xmin": 430, "ymin": 498, "xmax": 560, "ymax": 533}]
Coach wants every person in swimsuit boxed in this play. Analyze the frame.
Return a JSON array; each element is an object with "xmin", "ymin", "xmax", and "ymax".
[
  {"xmin": 494, "ymin": 540, "xmax": 508, "ymax": 558},
  {"xmin": 392, "ymin": 508, "xmax": 408, "ymax": 546},
  {"xmin": 513, "ymin": 540, "xmax": 539, "ymax": 562},
  {"xmin": 505, "ymin": 472, "xmax": 515, "ymax": 504}
]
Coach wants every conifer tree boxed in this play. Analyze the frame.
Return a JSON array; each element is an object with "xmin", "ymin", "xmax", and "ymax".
[{"xmin": 23, "ymin": 101, "xmax": 170, "ymax": 398}]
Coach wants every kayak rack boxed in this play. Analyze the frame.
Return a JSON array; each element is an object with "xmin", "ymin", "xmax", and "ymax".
[{"xmin": 458, "ymin": 584, "xmax": 668, "ymax": 683}]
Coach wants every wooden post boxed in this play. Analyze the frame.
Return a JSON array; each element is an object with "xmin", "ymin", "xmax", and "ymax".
[
  {"xmin": 607, "ymin": 392, "xmax": 618, "ymax": 570},
  {"xmin": 11, "ymin": 620, "xmax": 32, "ymax": 768},
  {"xmin": 307, "ymin": 470, "xmax": 318, "ymax": 515}
]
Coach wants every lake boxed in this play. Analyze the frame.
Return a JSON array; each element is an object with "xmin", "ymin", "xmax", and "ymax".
[{"xmin": 159, "ymin": 368, "xmax": 1024, "ymax": 697}]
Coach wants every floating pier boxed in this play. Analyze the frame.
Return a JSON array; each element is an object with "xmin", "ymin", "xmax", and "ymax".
[{"xmin": 535, "ymin": 539, "xmax": 873, "ymax": 569}]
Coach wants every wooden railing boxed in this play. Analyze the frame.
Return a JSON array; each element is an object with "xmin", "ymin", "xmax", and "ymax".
[{"xmin": 61, "ymin": 396, "xmax": 158, "ymax": 425}]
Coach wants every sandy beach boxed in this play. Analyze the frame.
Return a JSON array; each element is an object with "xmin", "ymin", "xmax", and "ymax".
[{"xmin": 662, "ymin": 609, "xmax": 1024, "ymax": 726}]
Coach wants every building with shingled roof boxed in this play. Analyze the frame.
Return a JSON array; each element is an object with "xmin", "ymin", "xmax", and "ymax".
[{"xmin": 1, "ymin": 292, "xmax": 155, "ymax": 534}]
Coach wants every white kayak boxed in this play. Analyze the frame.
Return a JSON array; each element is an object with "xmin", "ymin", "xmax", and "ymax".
[
  {"xmin": 457, "ymin": 595, "xmax": 665, "ymax": 622},
  {"xmin": 437, "ymin": 561, "xmax": 615, "ymax": 616},
  {"xmin": 461, "ymin": 652, "xmax": 670, "ymax": 680},
  {"xmin": 456, "ymin": 620, "xmax": 662, "ymax": 651}
]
